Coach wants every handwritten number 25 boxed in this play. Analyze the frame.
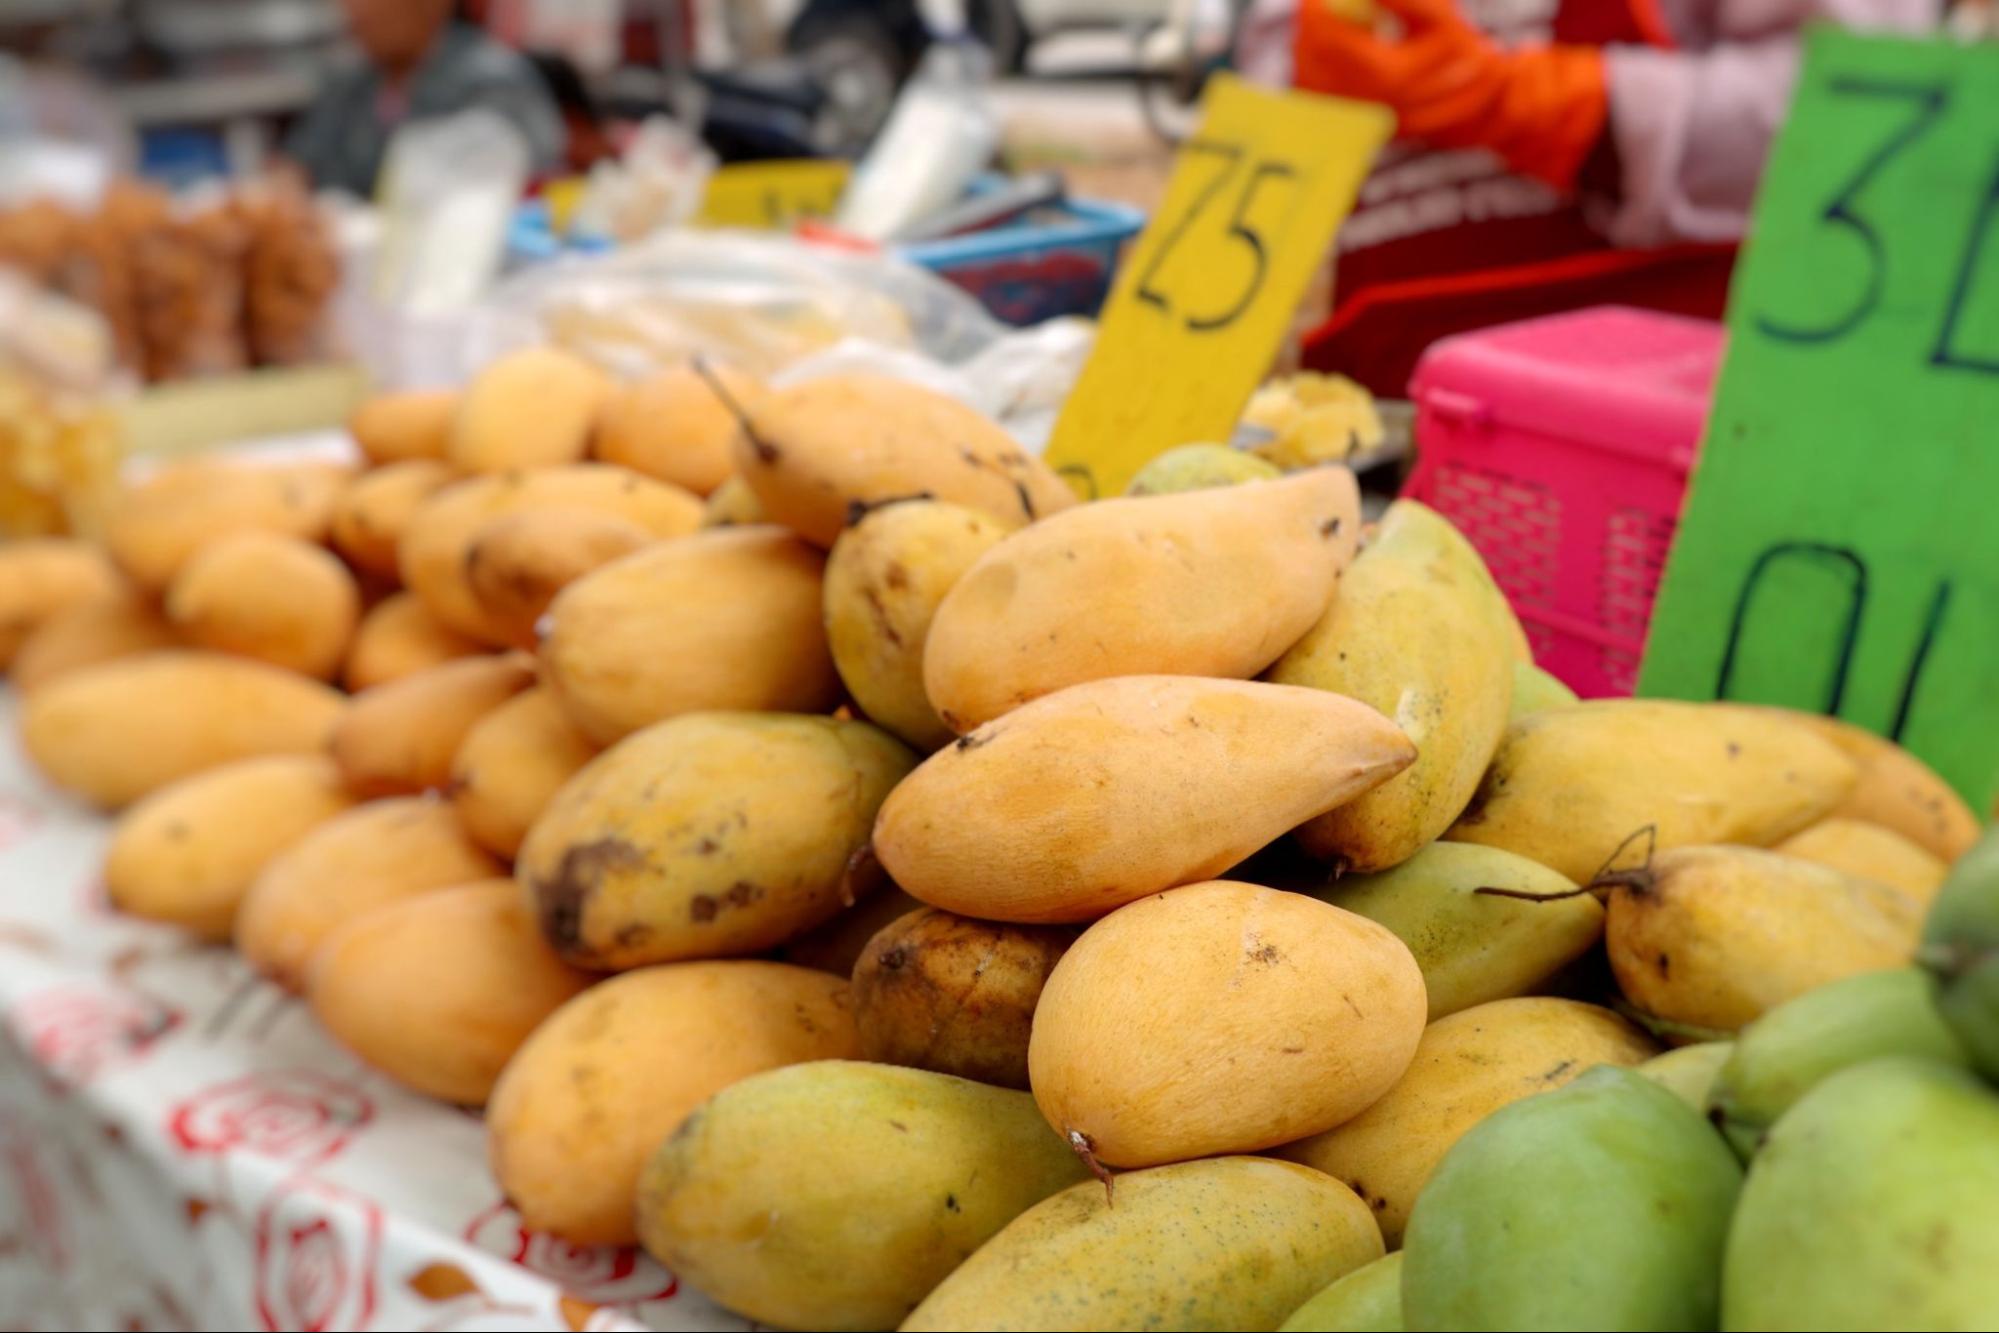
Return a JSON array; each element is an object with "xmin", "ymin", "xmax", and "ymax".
[{"xmin": 1135, "ymin": 141, "xmax": 1296, "ymax": 332}]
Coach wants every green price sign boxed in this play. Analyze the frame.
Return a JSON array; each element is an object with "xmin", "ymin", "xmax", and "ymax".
[{"xmin": 1639, "ymin": 30, "xmax": 1999, "ymax": 807}]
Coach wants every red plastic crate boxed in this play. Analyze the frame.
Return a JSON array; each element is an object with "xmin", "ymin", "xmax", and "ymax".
[{"xmin": 1404, "ymin": 306, "xmax": 1725, "ymax": 698}]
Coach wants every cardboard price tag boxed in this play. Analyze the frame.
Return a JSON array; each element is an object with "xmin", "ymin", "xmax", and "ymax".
[
  {"xmin": 1042, "ymin": 76, "xmax": 1391, "ymax": 496},
  {"xmin": 697, "ymin": 160, "xmax": 852, "ymax": 229},
  {"xmin": 1639, "ymin": 31, "xmax": 1999, "ymax": 805}
]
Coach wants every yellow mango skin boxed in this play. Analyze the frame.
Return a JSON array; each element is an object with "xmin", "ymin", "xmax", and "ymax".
[
  {"xmin": 1509, "ymin": 659, "xmax": 1578, "ymax": 721},
  {"xmin": 1772, "ymin": 709, "xmax": 1980, "ymax": 862},
  {"xmin": 234, "ymin": 796, "xmax": 502, "ymax": 991},
  {"xmin": 1030, "ymin": 880, "xmax": 1427, "ymax": 1168},
  {"xmin": 925, "ymin": 468, "xmax": 1361, "ymax": 733},
  {"xmin": 823, "ymin": 500, "xmax": 1007, "ymax": 752},
  {"xmin": 331, "ymin": 653, "xmax": 536, "ymax": 797},
  {"xmin": 103, "ymin": 458, "xmax": 352, "ymax": 591},
  {"xmin": 13, "ymin": 593, "xmax": 178, "ymax": 692},
  {"xmin": 732, "ymin": 373, "xmax": 1075, "ymax": 548},
  {"xmin": 518, "ymin": 712, "xmax": 915, "ymax": 970},
  {"xmin": 637, "ymin": 1061, "xmax": 1089, "ymax": 1331},
  {"xmin": 308, "ymin": 880, "xmax": 592, "ymax": 1106},
  {"xmin": 0, "ymin": 538, "xmax": 123, "ymax": 668},
  {"xmin": 328, "ymin": 459, "xmax": 456, "ymax": 577},
  {"xmin": 1316, "ymin": 840, "xmax": 1604, "ymax": 1021},
  {"xmin": 777, "ymin": 885, "xmax": 925, "ymax": 976},
  {"xmin": 166, "ymin": 532, "xmax": 361, "ymax": 680},
  {"xmin": 1271, "ymin": 500, "xmax": 1518, "ymax": 872},
  {"xmin": 1608, "ymin": 845, "xmax": 1921, "ymax": 1033},
  {"xmin": 349, "ymin": 388, "xmax": 457, "ymax": 464},
  {"xmin": 450, "ymin": 687, "xmax": 598, "ymax": 859},
  {"xmin": 874, "ymin": 675, "xmax": 1415, "ymax": 923},
  {"xmin": 593, "ymin": 361, "xmax": 763, "ymax": 497},
  {"xmin": 463, "ymin": 507, "xmax": 654, "ymax": 650},
  {"xmin": 1777, "ymin": 817, "xmax": 1948, "ymax": 904},
  {"xmin": 449, "ymin": 346, "xmax": 611, "ymax": 472},
  {"xmin": 106, "ymin": 755, "xmax": 356, "ymax": 940},
  {"xmin": 486, "ymin": 960, "xmax": 858, "ymax": 1246},
  {"xmin": 1123, "ymin": 443, "xmax": 1281, "ymax": 496},
  {"xmin": 540, "ymin": 527, "xmax": 841, "ymax": 745},
  {"xmin": 342, "ymin": 593, "xmax": 482, "ymax": 692},
  {"xmin": 904, "ymin": 1157, "xmax": 1385, "ymax": 1333},
  {"xmin": 20, "ymin": 651, "xmax": 344, "ymax": 809},
  {"xmin": 1445, "ymin": 700, "xmax": 1859, "ymax": 884},
  {"xmin": 699, "ymin": 474, "xmax": 767, "ymax": 527},
  {"xmin": 1277, "ymin": 997, "xmax": 1657, "ymax": 1247},
  {"xmin": 399, "ymin": 464, "xmax": 703, "ymax": 644}
]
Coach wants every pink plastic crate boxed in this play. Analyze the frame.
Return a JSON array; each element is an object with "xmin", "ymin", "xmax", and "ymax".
[{"xmin": 1404, "ymin": 306, "xmax": 1724, "ymax": 698}]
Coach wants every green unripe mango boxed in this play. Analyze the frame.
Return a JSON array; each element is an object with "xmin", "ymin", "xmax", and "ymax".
[
  {"xmin": 1722, "ymin": 1057, "xmax": 1999, "ymax": 1331},
  {"xmin": 636, "ymin": 1060, "xmax": 1087, "ymax": 1331},
  {"xmin": 1709, "ymin": 967, "xmax": 1969, "ymax": 1157},
  {"xmin": 1281, "ymin": 1252, "xmax": 1403, "ymax": 1332},
  {"xmin": 1637, "ymin": 1040, "xmax": 1733, "ymax": 1110},
  {"xmin": 1920, "ymin": 823, "xmax": 1999, "ymax": 1079},
  {"xmin": 1124, "ymin": 443, "xmax": 1281, "ymax": 496},
  {"xmin": 1508, "ymin": 661, "xmax": 1577, "ymax": 722},
  {"xmin": 1403, "ymin": 1065, "xmax": 1741, "ymax": 1331},
  {"xmin": 904, "ymin": 1156, "xmax": 1384, "ymax": 1332}
]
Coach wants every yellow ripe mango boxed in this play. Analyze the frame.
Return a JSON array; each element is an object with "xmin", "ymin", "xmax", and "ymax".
[
  {"xmin": 636, "ymin": 1061, "xmax": 1088, "ymax": 1331},
  {"xmin": 1277, "ymin": 997, "xmax": 1657, "ymax": 1246},
  {"xmin": 1445, "ymin": 700, "xmax": 1858, "ymax": 884},
  {"xmin": 486, "ymin": 960, "xmax": 858, "ymax": 1246},
  {"xmin": 874, "ymin": 675, "xmax": 1414, "ymax": 923},
  {"xmin": 1510, "ymin": 660, "xmax": 1578, "ymax": 721},
  {"xmin": 105, "ymin": 755, "xmax": 356, "ymax": 940},
  {"xmin": 1123, "ymin": 443, "xmax": 1280, "ymax": 496},
  {"xmin": 1270, "ymin": 500, "xmax": 1517, "ymax": 871},
  {"xmin": 234, "ymin": 796, "xmax": 502, "ymax": 990},
  {"xmin": 464, "ymin": 507, "xmax": 653, "ymax": 649},
  {"xmin": 731, "ymin": 373, "xmax": 1074, "ymax": 548},
  {"xmin": 328, "ymin": 458, "xmax": 456, "ymax": 577},
  {"xmin": 539, "ymin": 527, "xmax": 840, "ymax": 745},
  {"xmin": 342, "ymin": 592, "xmax": 482, "ymax": 691},
  {"xmin": 165, "ymin": 533, "xmax": 360, "ymax": 680},
  {"xmin": 449, "ymin": 346, "xmax": 611, "ymax": 472},
  {"xmin": 103, "ymin": 458, "xmax": 352, "ymax": 591},
  {"xmin": 399, "ymin": 464, "xmax": 703, "ymax": 644},
  {"xmin": 0, "ymin": 538, "xmax": 123, "ymax": 668},
  {"xmin": 776, "ymin": 885, "xmax": 925, "ymax": 976},
  {"xmin": 699, "ymin": 474, "xmax": 767, "ymax": 528},
  {"xmin": 449, "ymin": 687, "xmax": 597, "ymax": 860},
  {"xmin": 924, "ymin": 468, "xmax": 1361, "ymax": 733},
  {"xmin": 517, "ymin": 712, "xmax": 914, "ymax": 969},
  {"xmin": 20, "ymin": 651, "xmax": 344, "ymax": 808},
  {"xmin": 904, "ymin": 1157, "xmax": 1385, "ymax": 1332},
  {"xmin": 1777, "ymin": 817, "xmax": 1949, "ymax": 904},
  {"xmin": 331, "ymin": 653, "xmax": 536, "ymax": 796},
  {"xmin": 308, "ymin": 880, "xmax": 592, "ymax": 1106},
  {"xmin": 593, "ymin": 361, "xmax": 762, "ymax": 496},
  {"xmin": 1607, "ymin": 845, "xmax": 1921, "ymax": 1033},
  {"xmin": 1029, "ymin": 880, "xmax": 1427, "ymax": 1168},
  {"xmin": 1763, "ymin": 708, "xmax": 1980, "ymax": 862},
  {"xmin": 13, "ymin": 592, "xmax": 177, "ymax": 692},
  {"xmin": 1316, "ymin": 841, "xmax": 1604, "ymax": 1021},
  {"xmin": 823, "ymin": 500, "xmax": 1007, "ymax": 751},
  {"xmin": 349, "ymin": 388, "xmax": 457, "ymax": 464}
]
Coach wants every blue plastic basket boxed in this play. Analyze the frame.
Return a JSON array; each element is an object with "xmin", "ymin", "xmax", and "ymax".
[{"xmin": 895, "ymin": 190, "xmax": 1145, "ymax": 327}]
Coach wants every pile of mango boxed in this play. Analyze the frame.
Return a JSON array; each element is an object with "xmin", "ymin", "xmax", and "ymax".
[{"xmin": 4, "ymin": 343, "xmax": 1998, "ymax": 1332}]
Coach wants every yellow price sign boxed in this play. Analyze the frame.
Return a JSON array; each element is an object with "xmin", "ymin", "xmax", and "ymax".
[
  {"xmin": 1043, "ymin": 76, "xmax": 1391, "ymax": 495},
  {"xmin": 697, "ymin": 160, "xmax": 852, "ymax": 230}
]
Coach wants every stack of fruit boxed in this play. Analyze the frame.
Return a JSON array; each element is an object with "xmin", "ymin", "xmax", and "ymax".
[{"xmin": 2, "ymin": 342, "xmax": 1993, "ymax": 1332}]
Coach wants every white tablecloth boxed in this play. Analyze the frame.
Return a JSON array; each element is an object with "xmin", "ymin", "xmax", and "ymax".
[{"xmin": 0, "ymin": 688, "xmax": 747, "ymax": 1332}]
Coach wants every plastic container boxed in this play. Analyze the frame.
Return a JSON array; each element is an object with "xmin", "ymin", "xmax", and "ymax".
[
  {"xmin": 1403, "ymin": 306, "xmax": 1724, "ymax": 698},
  {"xmin": 896, "ymin": 191, "xmax": 1144, "ymax": 327}
]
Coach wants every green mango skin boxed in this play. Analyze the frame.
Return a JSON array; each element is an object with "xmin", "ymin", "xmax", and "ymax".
[
  {"xmin": 1710, "ymin": 967, "xmax": 1969, "ymax": 1158},
  {"xmin": 1637, "ymin": 1041, "xmax": 1733, "ymax": 1111},
  {"xmin": 1722, "ymin": 1057, "xmax": 1999, "ymax": 1332},
  {"xmin": 1281, "ymin": 1252, "xmax": 1403, "ymax": 1332},
  {"xmin": 1922, "ymin": 823, "xmax": 1999, "ymax": 1079},
  {"xmin": 1123, "ymin": 443, "xmax": 1281, "ymax": 497},
  {"xmin": 1508, "ymin": 661, "xmax": 1578, "ymax": 722},
  {"xmin": 1402, "ymin": 1065, "xmax": 1742, "ymax": 1332}
]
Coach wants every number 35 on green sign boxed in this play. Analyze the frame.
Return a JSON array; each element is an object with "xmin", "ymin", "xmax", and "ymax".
[{"xmin": 1640, "ymin": 31, "xmax": 1999, "ymax": 807}]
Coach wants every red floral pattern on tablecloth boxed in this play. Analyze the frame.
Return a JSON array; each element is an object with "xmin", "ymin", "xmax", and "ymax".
[
  {"xmin": 9, "ymin": 983, "xmax": 181, "ymax": 1086},
  {"xmin": 253, "ymin": 1173, "xmax": 383, "ymax": 1332},
  {"xmin": 170, "ymin": 1069, "xmax": 374, "ymax": 1167},
  {"xmin": 465, "ymin": 1200, "xmax": 679, "ymax": 1304}
]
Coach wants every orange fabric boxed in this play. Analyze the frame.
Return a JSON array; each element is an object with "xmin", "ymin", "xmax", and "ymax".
[{"xmin": 1295, "ymin": 0, "xmax": 1609, "ymax": 190}]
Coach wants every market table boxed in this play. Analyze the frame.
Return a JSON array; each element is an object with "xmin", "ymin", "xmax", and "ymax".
[{"xmin": 0, "ymin": 689, "xmax": 742, "ymax": 1333}]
